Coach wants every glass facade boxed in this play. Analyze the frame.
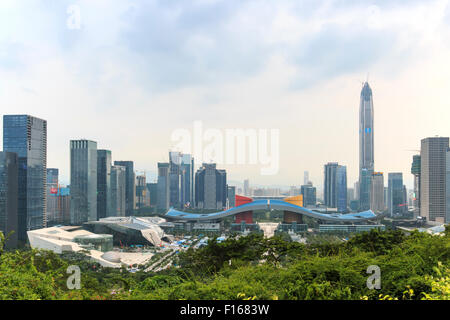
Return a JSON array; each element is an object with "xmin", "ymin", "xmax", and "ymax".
[
  {"xmin": 70, "ymin": 140, "xmax": 97, "ymax": 224},
  {"xmin": 3, "ymin": 115, "xmax": 47, "ymax": 243},
  {"xmin": 0, "ymin": 152, "xmax": 18, "ymax": 248},
  {"xmin": 113, "ymin": 161, "xmax": 135, "ymax": 216},
  {"xmin": 110, "ymin": 165, "xmax": 126, "ymax": 217},
  {"xmin": 388, "ymin": 172, "xmax": 405, "ymax": 216},
  {"xmin": 97, "ymin": 150, "xmax": 111, "ymax": 219}
]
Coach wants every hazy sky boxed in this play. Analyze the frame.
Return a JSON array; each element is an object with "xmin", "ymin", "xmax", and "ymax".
[{"xmin": 1, "ymin": 0, "xmax": 450, "ymax": 190}]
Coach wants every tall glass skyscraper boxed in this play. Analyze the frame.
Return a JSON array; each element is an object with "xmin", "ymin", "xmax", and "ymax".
[
  {"xmin": 336, "ymin": 166, "xmax": 347, "ymax": 212},
  {"xmin": 3, "ymin": 115, "xmax": 47, "ymax": 243},
  {"xmin": 113, "ymin": 161, "xmax": 135, "ymax": 216},
  {"xmin": 388, "ymin": 172, "xmax": 405, "ymax": 216},
  {"xmin": 97, "ymin": 150, "xmax": 111, "ymax": 219},
  {"xmin": 0, "ymin": 151, "xmax": 18, "ymax": 248},
  {"xmin": 324, "ymin": 162, "xmax": 347, "ymax": 212},
  {"xmin": 359, "ymin": 82, "xmax": 374, "ymax": 210},
  {"xmin": 70, "ymin": 140, "xmax": 98, "ymax": 224}
]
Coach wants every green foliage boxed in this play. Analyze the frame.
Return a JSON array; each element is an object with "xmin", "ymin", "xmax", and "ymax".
[{"xmin": 0, "ymin": 229, "xmax": 448, "ymax": 300}]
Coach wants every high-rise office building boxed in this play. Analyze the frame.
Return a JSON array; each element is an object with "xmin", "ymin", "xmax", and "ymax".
[
  {"xmin": 70, "ymin": 140, "xmax": 97, "ymax": 224},
  {"xmin": 157, "ymin": 163, "xmax": 170, "ymax": 210},
  {"xmin": 336, "ymin": 166, "xmax": 347, "ymax": 212},
  {"xmin": 388, "ymin": 173, "xmax": 405, "ymax": 216},
  {"xmin": 324, "ymin": 162, "xmax": 347, "ymax": 212},
  {"xmin": 243, "ymin": 179, "xmax": 250, "ymax": 196},
  {"xmin": 168, "ymin": 152, "xmax": 194, "ymax": 209},
  {"xmin": 168, "ymin": 152, "xmax": 181, "ymax": 208},
  {"xmin": 359, "ymin": 82, "xmax": 374, "ymax": 211},
  {"xmin": 304, "ymin": 171, "xmax": 310, "ymax": 185},
  {"xmin": 324, "ymin": 162, "xmax": 338, "ymax": 208},
  {"xmin": 371, "ymin": 172, "xmax": 385, "ymax": 213},
  {"xmin": 420, "ymin": 137, "xmax": 449, "ymax": 222},
  {"xmin": 180, "ymin": 154, "xmax": 194, "ymax": 208},
  {"xmin": 411, "ymin": 155, "xmax": 421, "ymax": 217},
  {"xmin": 114, "ymin": 161, "xmax": 136, "ymax": 216},
  {"xmin": 136, "ymin": 174, "xmax": 147, "ymax": 209},
  {"xmin": 147, "ymin": 183, "xmax": 157, "ymax": 207},
  {"xmin": 359, "ymin": 168, "xmax": 372, "ymax": 211},
  {"xmin": 227, "ymin": 185, "xmax": 236, "ymax": 208},
  {"xmin": 446, "ymin": 149, "xmax": 450, "ymax": 223},
  {"xmin": 3, "ymin": 115, "xmax": 47, "ymax": 243},
  {"xmin": 110, "ymin": 165, "xmax": 126, "ymax": 217},
  {"xmin": 46, "ymin": 168, "xmax": 60, "ymax": 225},
  {"xmin": 195, "ymin": 163, "xmax": 227, "ymax": 210},
  {"xmin": 0, "ymin": 152, "xmax": 18, "ymax": 248},
  {"xmin": 301, "ymin": 183, "xmax": 317, "ymax": 207},
  {"xmin": 97, "ymin": 150, "xmax": 111, "ymax": 220}
]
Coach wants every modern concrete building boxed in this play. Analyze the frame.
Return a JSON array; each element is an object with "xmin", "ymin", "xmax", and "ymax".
[
  {"xmin": 70, "ymin": 140, "xmax": 98, "ymax": 224},
  {"xmin": 113, "ymin": 161, "xmax": 135, "ymax": 216},
  {"xmin": 3, "ymin": 115, "xmax": 47, "ymax": 243},
  {"xmin": 359, "ymin": 82, "xmax": 374, "ymax": 211},
  {"xmin": 420, "ymin": 137, "xmax": 449, "ymax": 223},
  {"xmin": 97, "ymin": 150, "xmax": 112, "ymax": 220},
  {"xmin": 195, "ymin": 163, "xmax": 227, "ymax": 210},
  {"xmin": 0, "ymin": 152, "xmax": 18, "ymax": 248},
  {"xmin": 370, "ymin": 172, "xmax": 385, "ymax": 213},
  {"xmin": 110, "ymin": 165, "xmax": 126, "ymax": 217}
]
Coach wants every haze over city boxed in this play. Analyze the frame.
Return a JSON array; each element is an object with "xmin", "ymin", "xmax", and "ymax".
[{"xmin": 2, "ymin": 0, "xmax": 450, "ymax": 188}]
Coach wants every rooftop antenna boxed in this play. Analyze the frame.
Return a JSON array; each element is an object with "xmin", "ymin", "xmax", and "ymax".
[{"xmin": 366, "ymin": 72, "xmax": 370, "ymax": 83}]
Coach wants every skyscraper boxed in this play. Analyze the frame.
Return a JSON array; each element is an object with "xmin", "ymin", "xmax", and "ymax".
[
  {"xmin": 157, "ymin": 163, "xmax": 170, "ymax": 210},
  {"xmin": 388, "ymin": 173, "xmax": 405, "ymax": 216},
  {"xmin": 97, "ymin": 150, "xmax": 111, "ymax": 220},
  {"xmin": 301, "ymin": 183, "xmax": 317, "ymax": 207},
  {"xmin": 110, "ymin": 165, "xmax": 126, "ymax": 217},
  {"xmin": 70, "ymin": 140, "xmax": 97, "ymax": 224},
  {"xmin": 324, "ymin": 162, "xmax": 347, "ymax": 212},
  {"xmin": 136, "ymin": 174, "xmax": 147, "ymax": 209},
  {"xmin": 304, "ymin": 171, "xmax": 309, "ymax": 185},
  {"xmin": 371, "ymin": 172, "xmax": 385, "ymax": 213},
  {"xmin": 324, "ymin": 162, "xmax": 338, "ymax": 208},
  {"xmin": 336, "ymin": 166, "xmax": 347, "ymax": 212},
  {"xmin": 114, "ymin": 161, "xmax": 136, "ymax": 216},
  {"xmin": 0, "ymin": 152, "xmax": 18, "ymax": 248},
  {"xmin": 46, "ymin": 168, "xmax": 60, "ymax": 226},
  {"xmin": 3, "ymin": 115, "xmax": 47, "ymax": 243},
  {"xmin": 195, "ymin": 163, "xmax": 227, "ymax": 210},
  {"xmin": 446, "ymin": 149, "xmax": 450, "ymax": 223},
  {"xmin": 227, "ymin": 185, "xmax": 236, "ymax": 208},
  {"xmin": 359, "ymin": 82, "xmax": 374, "ymax": 211},
  {"xmin": 243, "ymin": 179, "xmax": 250, "ymax": 196},
  {"xmin": 180, "ymin": 153, "xmax": 194, "ymax": 208},
  {"xmin": 411, "ymin": 155, "xmax": 421, "ymax": 217},
  {"xmin": 420, "ymin": 137, "xmax": 449, "ymax": 222}
]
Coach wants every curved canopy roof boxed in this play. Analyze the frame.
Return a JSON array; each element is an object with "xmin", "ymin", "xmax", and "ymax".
[{"xmin": 165, "ymin": 199, "xmax": 377, "ymax": 222}]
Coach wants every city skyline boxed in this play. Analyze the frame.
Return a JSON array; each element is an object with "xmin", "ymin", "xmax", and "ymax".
[{"xmin": 3, "ymin": 1, "xmax": 450, "ymax": 188}]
